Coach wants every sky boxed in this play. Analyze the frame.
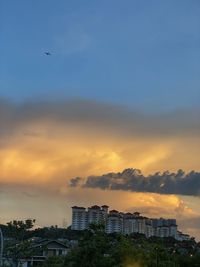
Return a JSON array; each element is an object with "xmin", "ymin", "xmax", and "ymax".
[{"xmin": 0, "ymin": 0, "xmax": 200, "ymax": 240}]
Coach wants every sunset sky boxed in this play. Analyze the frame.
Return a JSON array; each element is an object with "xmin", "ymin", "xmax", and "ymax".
[{"xmin": 1, "ymin": 0, "xmax": 200, "ymax": 240}]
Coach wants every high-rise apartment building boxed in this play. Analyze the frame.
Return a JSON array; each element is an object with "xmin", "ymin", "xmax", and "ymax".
[
  {"xmin": 106, "ymin": 210, "xmax": 123, "ymax": 234},
  {"xmin": 123, "ymin": 213, "xmax": 137, "ymax": 235},
  {"xmin": 71, "ymin": 205, "xmax": 109, "ymax": 230},
  {"xmin": 71, "ymin": 206, "xmax": 87, "ymax": 230},
  {"xmin": 71, "ymin": 205, "xmax": 178, "ymax": 239}
]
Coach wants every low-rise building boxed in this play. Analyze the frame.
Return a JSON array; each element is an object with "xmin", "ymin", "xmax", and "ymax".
[{"xmin": 5, "ymin": 240, "xmax": 70, "ymax": 267}]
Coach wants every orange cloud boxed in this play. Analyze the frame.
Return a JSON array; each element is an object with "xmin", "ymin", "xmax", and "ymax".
[
  {"xmin": 0, "ymin": 99, "xmax": 199, "ymax": 240},
  {"xmin": 0, "ymin": 99, "xmax": 199, "ymax": 185}
]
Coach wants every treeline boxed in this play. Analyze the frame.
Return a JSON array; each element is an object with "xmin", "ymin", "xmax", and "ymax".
[
  {"xmin": 1, "ymin": 223, "xmax": 82, "ymax": 240},
  {"xmin": 42, "ymin": 224, "xmax": 200, "ymax": 267},
  {"xmin": 1, "ymin": 221, "xmax": 200, "ymax": 267}
]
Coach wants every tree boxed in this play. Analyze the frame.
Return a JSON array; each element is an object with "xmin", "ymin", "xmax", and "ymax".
[
  {"xmin": 42, "ymin": 256, "xmax": 64, "ymax": 267},
  {"xmin": 5, "ymin": 219, "xmax": 36, "ymax": 267},
  {"xmin": 63, "ymin": 224, "xmax": 154, "ymax": 267},
  {"xmin": 63, "ymin": 223, "xmax": 114, "ymax": 267},
  {"xmin": 6, "ymin": 219, "xmax": 35, "ymax": 241}
]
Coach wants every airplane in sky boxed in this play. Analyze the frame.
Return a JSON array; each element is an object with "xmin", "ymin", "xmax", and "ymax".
[{"xmin": 44, "ymin": 52, "xmax": 51, "ymax": 56}]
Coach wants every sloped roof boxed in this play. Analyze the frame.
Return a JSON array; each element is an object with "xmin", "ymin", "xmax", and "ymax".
[{"xmin": 33, "ymin": 239, "xmax": 69, "ymax": 249}]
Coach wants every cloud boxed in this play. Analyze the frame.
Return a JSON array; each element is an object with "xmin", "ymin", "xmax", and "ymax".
[
  {"xmin": 0, "ymin": 97, "xmax": 199, "ymax": 138},
  {"xmin": 0, "ymin": 97, "xmax": 199, "ymax": 239},
  {"xmin": 72, "ymin": 168, "xmax": 200, "ymax": 196},
  {"xmin": 63, "ymin": 186, "xmax": 197, "ymax": 221},
  {"xmin": 0, "ymin": 97, "xmax": 199, "ymax": 185},
  {"xmin": 70, "ymin": 177, "xmax": 82, "ymax": 187}
]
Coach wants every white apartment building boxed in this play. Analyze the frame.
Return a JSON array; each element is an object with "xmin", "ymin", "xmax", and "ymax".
[
  {"xmin": 145, "ymin": 219, "xmax": 154, "ymax": 238},
  {"xmin": 155, "ymin": 226, "xmax": 170, "ymax": 238},
  {"xmin": 71, "ymin": 205, "xmax": 109, "ymax": 230},
  {"xmin": 137, "ymin": 217, "xmax": 146, "ymax": 235},
  {"xmin": 71, "ymin": 206, "xmax": 87, "ymax": 230},
  {"xmin": 123, "ymin": 213, "xmax": 138, "ymax": 235},
  {"xmin": 88, "ymin": 205, "xmax": 107, "ymax": 225},
  {"xmin": 106, "ymin": 210, "xmax": 123, "ymax": 234},
  {"xmin": 71, "ymin": 205, "xmax": 179, "ymax": 240},
  {"xmin": 152, "ymin": 218, "xmax": 178, "ymax": 239},
  {"xmin": 169, "ymin": 224, "xmax": 178, "ymax": 239}
]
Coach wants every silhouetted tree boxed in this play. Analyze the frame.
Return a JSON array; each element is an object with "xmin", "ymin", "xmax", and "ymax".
[{"xmin": 5, "ymin": 219, "xmax": 36, "ymax": 267}]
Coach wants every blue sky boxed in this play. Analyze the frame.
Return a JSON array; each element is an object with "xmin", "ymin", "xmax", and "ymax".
[
  {"xmin": 1, "ymin": 1, "xmax": 200, "ymax": 239},
  {"xmin": 1, "ymin": 0, "xmax": 200, "ymax": 111}
]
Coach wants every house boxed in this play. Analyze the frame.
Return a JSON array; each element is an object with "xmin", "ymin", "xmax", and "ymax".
[{"xmin": 21, "ymin": 239, "xmax": 70, "ymax": 267}]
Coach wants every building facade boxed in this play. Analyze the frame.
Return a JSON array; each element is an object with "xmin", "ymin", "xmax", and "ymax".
[
  {"xmin": 106, "ymin": 210, "xmax": 123, "ymax": 234},
  {"xmin": 71, "ymin": 206, "xmax": 87, "ymax": 230},
  {"xmin": 71, "ymin": 205, "xmax": 108, "ymax": 230},
  {"xmin": 71, "ymin": 205, "xmax": 179, "ymax": 239}
]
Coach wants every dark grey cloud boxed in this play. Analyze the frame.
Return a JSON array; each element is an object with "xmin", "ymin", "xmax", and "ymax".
[
  {"xmin": 70, "ymin": 168, "xmax": 200, "ymax": 196},
  {"xmin": 0, "ymin": 97, "xmax": 199, "ymax": 139},
  {"xmin": 70, "ymin": 177, "xmax": 82, "ymax": 187}
]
